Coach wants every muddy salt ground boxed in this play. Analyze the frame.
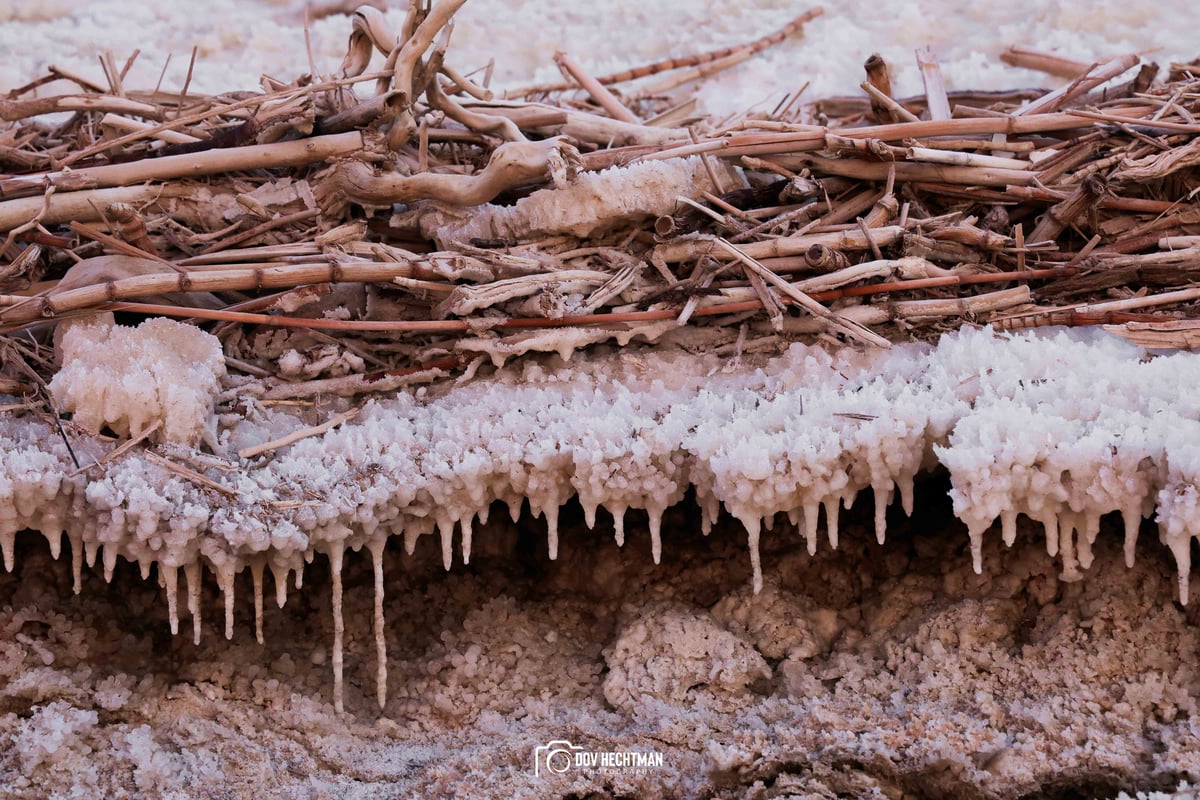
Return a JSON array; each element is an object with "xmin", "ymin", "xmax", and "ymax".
[{"xmin": 4, "ymin": 0, "xmax": 1200, "ymax": 798}]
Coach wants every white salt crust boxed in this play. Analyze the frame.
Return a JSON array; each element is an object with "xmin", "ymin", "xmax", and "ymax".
[
  {"xmin": 1, "ymin": 0, "xmax": 1198, "ymax": 118},
  {"xmin": 4, "ymin": 326, "xmax": 1200, "ymax": 711}
]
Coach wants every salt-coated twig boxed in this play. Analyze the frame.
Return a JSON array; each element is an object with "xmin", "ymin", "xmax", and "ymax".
[{"xmin": 238, "ymin": 409, "xmax": 359, "ymax": 459}]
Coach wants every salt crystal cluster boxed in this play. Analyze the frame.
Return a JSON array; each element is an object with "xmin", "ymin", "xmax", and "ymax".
[
  {"xmin": 48, "ymin": 313, "xmax": 225, "ymax": 447},
  {"xmin": 420, "ymin": 157, "xmax": 732, "ymax": 244},
  {"xmin": 8, "ymin": 326, "xmax": 1200, "ymax": 711}
]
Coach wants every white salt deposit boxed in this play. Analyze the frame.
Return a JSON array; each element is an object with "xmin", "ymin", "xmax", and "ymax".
[
  {"xmin": 11, "ymin": 327, "xmax": 1200, "ymax": 712},
  {"xmin": 48, "ymin": 312, "xmax": 226, "ymax": 448},
  {"xmin": 420, "ymin": 157, "xmax": 735, "ymax": 245}
]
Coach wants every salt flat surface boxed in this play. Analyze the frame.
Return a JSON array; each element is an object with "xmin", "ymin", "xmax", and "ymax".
[{"xmin": 2, "ymin": 0, "xmax": 1199, "ymax": 114}]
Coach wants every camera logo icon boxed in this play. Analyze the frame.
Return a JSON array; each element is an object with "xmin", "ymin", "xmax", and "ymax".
[{"xmin": 533, "ymin": 740, "xmax": 584, "ymax": 776}]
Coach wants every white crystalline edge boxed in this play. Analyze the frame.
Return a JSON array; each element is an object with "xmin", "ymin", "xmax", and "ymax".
[
  {"xmin": 5, "ymin": 326, "xmax": 1200, "ymax": 711},
  {"xmin": 1, "ymin": 1, "xmax": 1197, "ymax": 117}
]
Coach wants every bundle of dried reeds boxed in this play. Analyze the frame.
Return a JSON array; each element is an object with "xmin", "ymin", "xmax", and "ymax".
[{"xmin": 2, "ymin": 0, "xmax": 1200, "ymax": 401}]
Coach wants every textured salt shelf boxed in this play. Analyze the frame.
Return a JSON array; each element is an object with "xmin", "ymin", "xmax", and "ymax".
[{"xmin": 8, "ymin": 326, "xmax": 1200, "ymax": 718}]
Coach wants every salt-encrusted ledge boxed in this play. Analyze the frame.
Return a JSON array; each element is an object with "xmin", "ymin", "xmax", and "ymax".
[{"xmin": 3, "ymin": 325, "xmax": 1198, "ymax": 710}]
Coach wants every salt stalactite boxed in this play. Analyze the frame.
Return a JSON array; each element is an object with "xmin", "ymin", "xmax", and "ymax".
[
  {"xmin": 460, "ymin": 515, "xmax": 473, "ymax": 565},
  {"xmin": 271, "ymin": 563, "xmax": 289, "ymax": 608},
  {"xmin": 545, "ymin": 506, "xmax": 560, "ymax": 560},
  {"xmin": 1122, "ymin": 507, "xmax": 1140, "ymax": 569},
  {"xmin": 69, "ymin": 532, "xmax": 83, "ymax": 594},
  {"xmin": 163, "ymin": 565, "xmax": 179, "ymax": 635},
  {"xmin": 45, "ymin": 530, "xmax": 62, "ymax": 560},
  {"xmin": 873, "ymin": 485, "xmax": 890, "ymax": 545},
  {"xmin": 17, "ymin": 325, "xmax": 1200, "ymax": 712},
  {"xmin": 802, "ymin": 503, "xmax": 819, "ymax": 555},
  {"xmin": 368, "ymin": 540, "xmax": 387, "ymax": 710},
  {"xmin": 742, "ymin": 517, "xmax": 763, "ymax": 594},
  {"xmin": 612, "ymin": 505, "xmax": 627, "ymax": 547},
  {"xmin": 218, "ymin": 564, "xmax": 236, "ymax": 640},
  {"xmin": 823, "ymin": 498, "xmax": 840, "ymax": 550},
  {"xmin": 437, "ymin": 519, "xmax": 454, "ymax": 570},
  {"xmin": 0, "ymin": 527, "xmax": 14, "ymax": 572},
  {"xmin": 251, "ymin": 559, "xmax": 265, "ymax": 645},
  {"xmin": 102, "ymin": 545, "xmax": 117, "ymax": 583},
  {"xmin": 329, "ymin": 546, "xmax": 345, "ymax": 713},
  {"xmin": 185, "ymin": 561, "xmax": 202, "ymax": 645},
  {"xmin": 648, "ymin": 509, "xmax": 663, "ymax": 565}
]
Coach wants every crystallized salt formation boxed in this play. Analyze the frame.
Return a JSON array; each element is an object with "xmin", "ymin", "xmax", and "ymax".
[
  {"xmin": 418, "ymin": 157, "xmax": 736, "ymax": 245},
  {"xmin": 48, "ymin": 313, "xmax": 226, "ymax": 448},
  {"xmin": 9, "ymin": 326, "xmax": 1200, "ymax": 710}
]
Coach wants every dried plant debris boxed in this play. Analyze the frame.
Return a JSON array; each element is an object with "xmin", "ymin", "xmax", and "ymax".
[{"xmin": 2, "ymin": 0, "xmax": 1200, "ymax": 721}]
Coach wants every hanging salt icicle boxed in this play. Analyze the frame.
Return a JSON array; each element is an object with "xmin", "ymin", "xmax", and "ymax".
[
  {"xmin": 582, "ymin": 502, "xmax": 598, "ymax": 530},
  {"xmin": 612, "ymin": 504, "xmax": 627, "ymax": 547},
  {"xmin": 69, "ymin": 531, "xmax": 82, "ymax": 594},
  {"xmin": 102, "ymin": 545, "xmax": 117, "ymax": 583},
  {"xmin": 368, "ymin": 540, "xmax": 387, "ymax": 710},
  {"xmin": 185, "ymin": 560, "xmax": 202, "ymax": 645},
  {"xmin": 1076, "ymin": 512, "xmax": 1100, "ymax": 572},
  {"xmin": 217, "ymin": 564, "xmax": 236, "ymax": 640},
  {"xmin": 271, "ymin": 563, "xmax": 289, "ymax": 608},
  {"xmin": 743, "ymin": 516, "xmax": 763, "ymax": 594},
  {"xmin": 1122, "ymin": 505, "xmax": 1140, "ymax": 569},
  {"xmin": 823, "ymin": 497, "xmax": 840, "ymax": 549},
  {"xmin": 802, "ymin": 502, "xmax": 819, "ymax": 556},
  {"xmin": 648, "ymin": 508, "xmax": 663, "ymax": 564},
  {"xmin": 438, "ymin": 519, "xmax": 454, "ymax": 570},
  {"xmin": 329, "ymin": 546, "xmax": 346, "ymax": 713},
  {"xmin": 1001, "ymin": 509, "xmax": 1018, "ymax": 548},
  {"xmin": 85, "ymin": 540, "xmax": 99, "ymax": 569},
  {"xmin": 1041, "ymin": 514, "xmax": 1060, "ymax": 559},
  {"xmin": 163, "ymin": 564, "xmax": 179, "ymax": 635},
  {"xmin": 545, "ymin": 506, "xmax": 560, "ymax": 560},
  {"xmin": 1164, "ymin": 527, "xmax": 1192, "ymax": 605},
  {"xmin": 251, "ymin": 559, "xmax": 264, "ymax": 645},
  {"xmin": 0, "ymin": 529, "xmax": 14, "ymax": 572},
  {"xmin": 872, "ymin": 485, "xmax": 889, "ymax": 545},
  {"xmin": 461, "ymin": 515, "xmax": 473, "ymax": 565},
  {"xmin": 45, "ymin": 530, "xmax": 62, "ymax": 560},
  {"xmin": 1058, "ymin": 514, "xmax": 1082, "ymax": 582},
  {"xmin": 967, "ymin": 522, "xmax": 985, "ymax": 574},
  {"xmin": 898, "ymin": 474, "xmax": 915, "ymax": 517}
]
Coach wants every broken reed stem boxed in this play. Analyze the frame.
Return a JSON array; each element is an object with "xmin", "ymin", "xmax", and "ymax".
[
  {"xmin": 716, "ymin": 238, "xmax": 892, "ymax": 347},
  {"xmin": 862, "ymin": 53, "xmax": 895, "ymax": 123},
  {"xmin": 239, "ymin": 409, "xmax": 359, "ymax": 459},
  {"xmin": 505, "ymin": 7, "xmax": 825, "ymax": 98},
  {"xmin": 54, "ymin": 69, "xmax": 391, "ymax": 168},
  {"xmin": 0, "ymin": 94, "xmax": 164, "ymax": 122},
  {"xmin": 915, "ymin": 47, "xmax": 951, "ymax": 121},
  {"xmin": 38, "ymin": 266, "xmax": 1073, "ymax": 337},
  {"xmin": 999, "ymin": 46, "xmax": 1090, "ymax": 79},
  {"xmin": 143, "ymin": 451, "xmax": 238, "ymax": 497},
  {"xmin": 553, "ymin": 51, "xmax": 640, "ymax": 124},
  {"xmin": 0, "ymin": 132, "xmax": 364, "ymax": 198},
  {"xmin": 0, "ymin": 260, "xmax": 440, "ymax": 327}
]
